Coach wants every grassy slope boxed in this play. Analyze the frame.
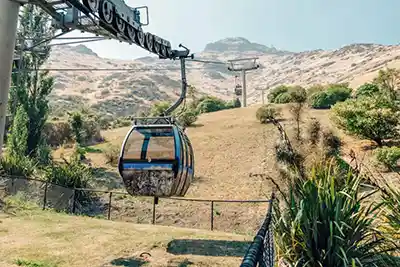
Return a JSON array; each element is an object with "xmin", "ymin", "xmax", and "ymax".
[
  {"xmin": 0, "ymin": 209, "xmax": 251, "ymax": 267},
  {"xmin": 50, "ymin": 104, "xmax": 399, "ymax": 233}
]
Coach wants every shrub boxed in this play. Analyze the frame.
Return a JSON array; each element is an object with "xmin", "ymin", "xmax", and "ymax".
[
  {"xmin": 309, "ymin": 85, "xmax": 352, "ymax": 109},
  {"xmin": 274, "ymin": 92, "xmax": 292, "ymax": 103},
  {"xmin": 256, "ymin": 104, "xmax": 281, "ymax": 124},
  {"xmin": 0, "ymin": 154, "xmax": 35, "ymax": 178},
  {"xmin": 321, "ymin": 129, "xmax": 341, "ymax": 156},
  {"xmin": 43, "ymin": 121, "xmax": 73, "ymax": 147},
  {"xmin": 375, "ymin": 146, "xmax": 400, "ymax": 170},
  {"xmin": 104, "ymin": 144, "xmax": 120, "ymax": 166},
  {"xmin": 45, "ymin": 154, "xmax": 93, "ymax": 203},
  {"xmin": 196, "ymin": 97, "xmax": 228, "ymax": 113},
  {"xmin": 178, "ymin": 109, "xmax": 198, "ymax": 127},
  {"xmin": 331, "ymin": 95, "xmax": 399, "ymax": 146},
  {"xmin": 150, "ymin": 101, "xmax": 170, "ymax": 116},
  {"xmin": 267, "ymin": 85, "xmax": 289, "ymax": 103},
  {"xmin": 288, "ymin": 86, "xmax": 307, "ymax": 103},
  {"xmin": 307, "ymin": 118, "xmax": 321, "ymax": 146},
  {"xmin": 355, "ymin": 83, "xmax": 380, "ymax": 98}
]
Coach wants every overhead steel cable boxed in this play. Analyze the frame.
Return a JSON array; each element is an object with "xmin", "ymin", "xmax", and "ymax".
[{"xmin": 12, "ymin": 67, "xmax": 210, "ymax": 73}]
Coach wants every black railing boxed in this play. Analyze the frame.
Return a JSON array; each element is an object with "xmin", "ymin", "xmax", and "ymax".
[
  {"xmin": 0, "ymin": 175, "xmax": 273, "ymax": 233},
  {"xmin": 240, "ymin": 193, "xmax": 275, "ymax": 267}
]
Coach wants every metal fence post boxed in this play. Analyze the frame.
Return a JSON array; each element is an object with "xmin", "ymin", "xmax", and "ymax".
[
  {"xmin": 210, "ymin": 201, "xmax": 214, "ymax": 231},
  {"xmin": 107, "ymin": 192, "xmax": 112, "ymax": 220},
  {"xmin": 152, "ymin": 196, "xmax": 158, "ymax": 225},
  {"xmin": 11, "ymin": 177, "xmax": 15, "ymax": 194},
  {"xmin": 72, "ymin": 189, "xmax": 77, "ymax": 214},
  {"xmin": 42, "ymin": 181, "xmax": 48, "ymax": 210}
]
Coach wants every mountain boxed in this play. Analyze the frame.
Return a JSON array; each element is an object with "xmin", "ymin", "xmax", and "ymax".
[{"xmin": 45, "ymin": 38, "xmax": 400, "ymax": 118}]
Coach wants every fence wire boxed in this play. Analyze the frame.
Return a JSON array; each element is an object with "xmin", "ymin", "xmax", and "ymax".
[{"xmin": 0, "ymin": 175, "xmax": 274, "ymax": 241}]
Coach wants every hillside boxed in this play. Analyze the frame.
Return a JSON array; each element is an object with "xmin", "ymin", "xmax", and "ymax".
[
  {"xmin": 0, "ymin": 208, "xmax": 251, "ymax": 267},
  {"xmin": 49, "ymin": 104, "xmax": 387, "ymax": 234},
  {"xmin": 46, "ymin": 37, "xmax": 400, "ymax": 117}
]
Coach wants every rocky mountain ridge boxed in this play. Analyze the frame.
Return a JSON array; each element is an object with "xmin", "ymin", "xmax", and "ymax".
[{"xmin": 45, "ymin": 37, "xmax": 400, "ymax": 117}]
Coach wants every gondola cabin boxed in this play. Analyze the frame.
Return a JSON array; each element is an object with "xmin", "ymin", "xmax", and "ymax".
[{"xmin": 118, "ymin": 123, "xmax": 194, "ymax": 197}]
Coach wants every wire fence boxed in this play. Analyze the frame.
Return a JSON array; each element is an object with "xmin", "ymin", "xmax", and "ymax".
[{"xmin": 0, "ymin": 175, "xmax": 273, "ymax": 233}]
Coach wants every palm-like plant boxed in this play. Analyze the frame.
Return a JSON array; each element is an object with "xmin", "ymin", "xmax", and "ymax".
[{"xmin": 269, "ymin": 118, "xmax": 399, "ymax": 266}]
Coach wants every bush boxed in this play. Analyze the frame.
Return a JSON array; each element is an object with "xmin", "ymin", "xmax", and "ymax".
[
  {"xmin": 0, "ymin": 154, "xmax": 36, "ymax": 178},
  {"xmin": 375, "ymin": 146, "xmax": 400, "ymax": 170},
  {"xmin": 309, "ymin": 85, "xmax": 352, "ymax": 109},
  {"xmin": 355, "ymin": 83, "xmax": 380, "ymax": 98},
  {"xmin": 178, "ymin": 109, "xmax": 198, "ymax": 127},
  {"xmin": 307, "ymin": 118, "xmax": 321, "ymax": 146},
  {"xmin": 43, "ymin": 121, "xmax": 73, "ymax": 147},
  {"xmin": 256, "ymin": 104, "xmax": 281, "ymax": 124},
  {"xmin": 267, "ymin": 85, "xmax": 289, "ymax": 103},
  {"xmin": 274, "ymin": 92, "xmax": 292, "ymax": 103},
  {"xmin": 331, "ymin": 95, "xmax": 399, "ymax": 146},
  {"xmin": 289, "ymin": 86, "xmax": 307, "ymax": 103},
  {"xmin": 321, "ymin": 129, "xmax": 341, "ymax": 156},
  {"xmin": 104, "ymin": 144, "xmax": 120, "ymax": 166},
  {"xmin": 196, "ymin": 97, "xmax": 228, "ymax": 113},
  {"xmin": 150, "ymin": 101, "xmax": 170, "ymax": 116}
]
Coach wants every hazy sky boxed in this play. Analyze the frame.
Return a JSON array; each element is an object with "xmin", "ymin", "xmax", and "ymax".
[{"xmin": 59, "ymin": 0, "xmax": 400, "ymax": 60}]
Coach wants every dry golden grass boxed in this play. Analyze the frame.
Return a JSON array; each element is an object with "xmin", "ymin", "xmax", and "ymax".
[
  {"xmin": 0, "ymin": 209, "xmax": 252, "ymax": 267},
  {"xmin": 50, "ymin": 104, "xmax": 399, "ymax": 233}
]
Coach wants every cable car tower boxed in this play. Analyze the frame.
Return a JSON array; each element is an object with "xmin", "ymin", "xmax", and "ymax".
[{"xmin": 228, "ymin": 58, "xmax": 260, "ymax": 107}]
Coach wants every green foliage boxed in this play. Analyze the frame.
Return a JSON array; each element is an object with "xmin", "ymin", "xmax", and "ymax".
[
  {"xmin": 274, "ymin": 92, "xmax": 292, "ymax": 103},
  {"xmin": 149, "ymin": 101, "xmax": 170, "ymax": 116},
  {"xmin": 288, "ymin": 86, "xmax": 307, "ymax": 103},
  {"xmin": 196, "ymin": 96, "xmax": 228, "ymax": 113},
  {"xmin": 355, "ymin": 83, "xmax": 380, "ymax": 98},
  {"xmin": 375, "ymin": 146, "xmax": 400, "ymax": 170},
  {"xmin": 256, "ymin": 104, "xmax": 281, "ymax": 124},
  {"xmin": 273, "ymin": 160, "xmax": 397, "ymax": 266},
  {"xmin": 177, "ymin": 109, "xmax": 198, "ymax": 127},
  {"xmin": 9, "ymin": 5, "xmax": 55, "ymax": 156},
  {"xmin": 267, "ymin": 85, "xmax": 289, "ymax": 103},
  {"xmin": 104, "ymin": 144, "xmax": 120, "ymax": 166},
  {"xmin": 331, "ymin": 96, "xmax": 399, "ymax": 146},
  {"xmin": 7, "ymin": 105, "xmax": 29, "ymax": 157},
  {"xmin": 309, "ymin": 84, "xmax": 352, "ymax": 109},
  {"xmin": 373, "ymin": 68, "xmax": 400, "ymax": 99},
  {"xmin": 381, "ymin": 184, "xmax": 400, "ymax": 232},
  {"xmin": 321, "ymin": 129, "xmax": 341, "ymax": 157},
  {"xmin": 45, "ymin": 149, "xmax": 93, "ymax": 203},
  {"xmin": 307, "ymin": 118, "xmax": 321, "ymax": 146},
  {"xmin": 35, "ymin": 138, "xmax": 52, "ymax": 166},
  {"xmin": 14, "ymin": 258, "xmax": 58, "ymax": 267},
  {"xmin": 68, "ymin": 111, "xmax": 84, "ymax": 145},
  {"xmin": 0, "ymin": 153, "xmax": 35, "ymax": 178}
]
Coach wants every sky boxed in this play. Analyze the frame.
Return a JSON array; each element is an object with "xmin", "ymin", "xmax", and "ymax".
[{"xmin": 58, "ymin": 0, "xmax": 400, "ymax": 60}]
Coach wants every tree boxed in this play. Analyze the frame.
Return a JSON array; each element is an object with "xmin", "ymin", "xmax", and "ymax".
[
  {"xmin": 289, "ymin": 86, "xmax": 307, "ymax": 141},
  {"xmin": 9, "ymin": 4, "xmax": 55, "ymax": 156},
  {"xmin": 373, "ymin": 68, "xmax": 400, "ymax": 99},
  {"xmin": 331, "ymin": 96, "xmax": 400, "ymax": 146},
  {"xmin": 68, "ymin": 111, "xmax": 84, "ymax": 145},
  {"xmin": 6, "ymin": 105, "xmax": 29, "ymax": 158}
]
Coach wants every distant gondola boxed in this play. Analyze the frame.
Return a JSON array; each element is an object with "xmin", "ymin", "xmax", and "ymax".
[{"xmin": 118, "ymin": 118, "xmax": 194, "ymax": 197}]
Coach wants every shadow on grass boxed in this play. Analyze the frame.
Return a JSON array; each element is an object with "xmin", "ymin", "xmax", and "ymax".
[
  {"xmin": 167, "ymin": 239, "xmax": 251, "ymax": 257},
  {"xmin": 110, "ymin": 257, "xmax": 148, "ymax": 267}
]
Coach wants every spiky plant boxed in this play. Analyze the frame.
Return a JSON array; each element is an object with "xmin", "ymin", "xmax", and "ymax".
[
  {"xmin": 273, "ymin": 160, "xmax": 399, "ymax": 266},
  {"xmin": 268, "ymin": 118, "xmax": 399, "ymax": 266}
]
